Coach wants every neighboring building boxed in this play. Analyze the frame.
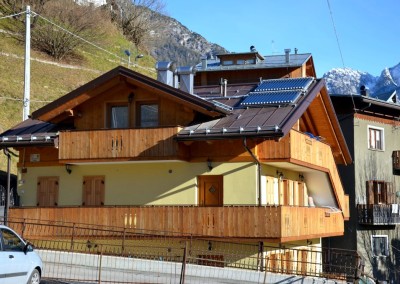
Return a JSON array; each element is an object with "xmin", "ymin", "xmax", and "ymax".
[
  {"xmin": 327, "ymin": 93, "xmax": 400, "ymax": 283},
  {"xmin": 0, "ymin": 48, "xmax": 352, "ymax": 277}
]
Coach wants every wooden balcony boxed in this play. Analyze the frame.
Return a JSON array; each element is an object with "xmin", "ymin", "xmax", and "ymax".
[
  {"xmin": 358, "ymin": 204, "xmax": 400, "ymax": 225},
  {"xmin": 58, "ymin": 127, "xmax": 184, "ymax": 162},
  {"xmin": 258, "ymin": 130, "xmax": 349, "ymax": 220},
  {"xmin": 9, "ymin": 205, "xmax": 344, "ymax": 242}
]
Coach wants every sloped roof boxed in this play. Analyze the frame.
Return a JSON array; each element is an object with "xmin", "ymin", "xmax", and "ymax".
[
  {"xmin": 178, "ymin": 78, "xmax": 352, "ymax": 165},
  {"xmin": 32, "ymin": 66, "xmax": 230, "ymax": 122},
  {"xmin": 178, "ymin": 78, "xmax": 321, "ymax": 139},
  {"xmin": 196, "ymin": 53, "xmax": 313, "ymax": 72},
  {"xmin": 0, "ymin": 119, "xmax": 58, "ymax": 148}
]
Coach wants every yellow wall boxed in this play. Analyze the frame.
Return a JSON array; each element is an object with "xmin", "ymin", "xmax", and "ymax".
[{"xmin": 18, "ymin": 161, "xmax": 257, "ymax": 206}]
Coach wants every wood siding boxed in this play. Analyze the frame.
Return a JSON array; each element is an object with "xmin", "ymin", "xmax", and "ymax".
[
  {"xmin": 9, "ymin": 206, "xmax": 344, "ymax": 242},
  {"xmin": 258, "ymin": 130, "xmax": 349, "ymax": 219},
  {"xmin": 58, "ymin": 127, "xmax": 185, "ymax": 161}
]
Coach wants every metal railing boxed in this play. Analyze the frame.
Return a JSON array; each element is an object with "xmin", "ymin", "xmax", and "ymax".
[
  {"xmin": 2, "ymin": 217, "xmax": 360, "ymax": 283},
  {"xmin": 357, "ymin": 204, "xmax": 400, "ymax": 225}
]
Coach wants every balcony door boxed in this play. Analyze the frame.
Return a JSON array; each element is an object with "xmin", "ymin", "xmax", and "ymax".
[
  {"xmin": 198, "ymin": 175, "xmax": 223, "ymax": 207},
  {"xmin": 82, "ymin": 176, "xmax": 105, "ymax": 206},
  {"xmin": 37, "ymin": 176, "xmax": 59, "ymax": 206}
]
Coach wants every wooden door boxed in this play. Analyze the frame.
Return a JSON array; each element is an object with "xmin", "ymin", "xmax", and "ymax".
[
  {"xmin": 198, "ymin": 175, "xmax": 223, "ymax": 207},
  {"xmin": 83, "ymin": 176, "xmax": 105, "ymax": 206},
  {"xmin": 37, "ymin": 176, "xmax": 59, "ymax": 206}
]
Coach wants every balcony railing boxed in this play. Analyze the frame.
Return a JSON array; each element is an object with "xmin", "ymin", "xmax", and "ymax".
[
  {"xmin": 58, "ymin": 127, "xmax": 184, "ymax": 161},
  {"xmin": 357, "ymin": 204, "xmax": 400, "ymax": 225},
  {"xmin": 8, "ymin": 205, "xmax": 344, "ymax": 242},
  {"xmin": 258, "ymin": 130, "xmax": 349, "ymax": 219}
]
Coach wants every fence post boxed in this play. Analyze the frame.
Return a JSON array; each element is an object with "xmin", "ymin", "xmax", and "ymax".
[
  {"xmin": 122, "ymin": 227, "xmax": 126, "ymax": 256},
  {"xmin": 179, "ymin": 241, "xmax": 187, "ymax": 284},
  {"xmin": 70, "ymin": 223, "xmax": 75, "ymax": 251},
  {"xmin": 21, "ymin": 218, "xmax": 26, "ymax": 239},
  {"xmin": 98, "ymin": 248, "xmax": 103, "ymax": 284}
]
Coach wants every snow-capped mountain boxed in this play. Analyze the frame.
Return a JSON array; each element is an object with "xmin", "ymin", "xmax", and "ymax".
[{"xmin": 323, "ymin": 64, "xmax": 400, "ymax": 102}]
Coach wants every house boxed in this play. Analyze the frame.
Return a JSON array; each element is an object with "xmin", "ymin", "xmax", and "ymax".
[
  {"xmin": 327, "ymin": 92, "xmax": 400, "ymax": 283},
  {"xmin": 0, "ymin": 48, "xmax": 352, "ymax": 276}
]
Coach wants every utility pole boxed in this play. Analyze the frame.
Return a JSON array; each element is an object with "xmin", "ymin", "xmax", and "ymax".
[{"xmin": 23, "ymin": 5, "xmax": 31, "ymax": 121}]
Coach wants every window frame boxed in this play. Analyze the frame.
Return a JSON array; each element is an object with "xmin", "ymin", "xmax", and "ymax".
[
  {"xmin": 371, "ymin": 235, "xmax": 389, "ymax": 257},
  {"xmin": 106, "ymin": 102, "xmax": 130, "ymax": 129},
  {"xmin": 367, "ymin": 125, "xmax": 384, "ymax": 151},
  {"xmin": 136, "ymin": 101, "xmax": 159, "ymax": 128}
]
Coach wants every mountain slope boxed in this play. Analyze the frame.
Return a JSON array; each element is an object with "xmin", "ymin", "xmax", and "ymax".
[
  {"xmin": 149, "ymin": 13, "xmax": 228, "ymax": 66},
  {"xmin": 323, "ymin": 64, "xmax": 400, "ymax": 101}
]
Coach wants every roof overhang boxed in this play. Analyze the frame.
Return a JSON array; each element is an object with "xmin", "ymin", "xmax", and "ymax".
[{"xmin": 32, "ymin": 66, "xmax": 230, "ymax": 122}]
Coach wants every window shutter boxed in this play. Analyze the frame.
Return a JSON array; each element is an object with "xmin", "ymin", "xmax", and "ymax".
[
  {"xmin": 393, "ymin": 151, "xmax": 400, "ymax": 170},
  {"xmin": 366, "ymin": 181, "xmax": 374, "ymax": 205},
  {"xmin": 385, "ymin": 182, "xmax": 394, "ymax": 204}
]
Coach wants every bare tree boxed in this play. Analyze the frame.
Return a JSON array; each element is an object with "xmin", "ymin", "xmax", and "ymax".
[
  {"xmin": 109, "ymin": 0, "xmax": 165, "ymax": 51},
  {"xmin": 3, "ymin": 0, "xmax": 113, "ymax": 61}
]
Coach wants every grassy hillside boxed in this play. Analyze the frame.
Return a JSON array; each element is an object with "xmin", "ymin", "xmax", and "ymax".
[{"xmin": 0, "ymin": 18, "xmax": 156, "ymax": 173}]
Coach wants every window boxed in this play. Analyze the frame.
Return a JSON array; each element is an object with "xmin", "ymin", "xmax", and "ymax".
[
  {"xmin": 109, "ymin": 104, "xmax": 129, "ymax": 128},
  {"xmin": 222, "ymin": 60, "xmax": 233, "ymax": 66},
  {"xmin": 371, "ymin": 235, "xmax": 388, "ymax": 257},
  {"xmin": 368, "ymin": 126, "xmax": 384, "ymax": 150},
  {"xmin": 366, "ymin": 180, "xmax": 394, "ymax": 205},
  {"xmin": 236, "ymin": 59, "xmax": 245, "ymax": 65},
  {"xmin": 137, "ymin": 103, "xmax": 158, "ymax": 127},
  {"xmin": 1, "ymin": 228, "xmax": 25, "ymax": 251}
]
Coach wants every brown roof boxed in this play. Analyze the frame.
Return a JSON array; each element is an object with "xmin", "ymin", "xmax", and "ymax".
[{"xmin": 32, "ymin": 66, "xmax": 230, "ymax": 122}]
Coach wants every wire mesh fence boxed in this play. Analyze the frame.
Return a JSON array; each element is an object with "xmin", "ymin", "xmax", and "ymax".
[{"xmin": 2, "ymin": 217, "xmax": 360, "ymax": 283}]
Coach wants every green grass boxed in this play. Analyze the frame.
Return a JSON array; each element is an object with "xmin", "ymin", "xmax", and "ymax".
[{"xmin": 0, "ymin": 17, "xmax": 156, "ymax": 173}]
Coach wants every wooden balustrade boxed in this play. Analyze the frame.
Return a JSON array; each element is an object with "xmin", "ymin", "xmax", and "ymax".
[
  {"xmin": 9, "ymin": 206, "xmax": 344, "ymax": 242},
  {"xmin": 58, "ymin": 127, "xmax": 183, "ymax": 161},
  {"xmin": 258, "ymin": 130, "xmax": 349, "ymax": 219}
]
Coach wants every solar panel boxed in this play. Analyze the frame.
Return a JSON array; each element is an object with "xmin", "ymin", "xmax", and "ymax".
[
  {"xmin": 255, "ymin": 77, "xmax": 314, "ymax": 92},
  {"xmin": 241, "ymin": 90, "xmax": 302, "ymax": 106}
]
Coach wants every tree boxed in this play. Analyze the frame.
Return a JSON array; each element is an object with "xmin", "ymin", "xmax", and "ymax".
[
  {"xmin": 2, "ymin": 0, "xmax": 113, "ymax": 61},
  {"xmin": 109, "ymin": 0, "xmax": 165, "ymax": 50}
]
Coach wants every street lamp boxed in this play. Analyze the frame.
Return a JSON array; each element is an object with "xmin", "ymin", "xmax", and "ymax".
[
  {"xmin": 124, "ymin": 49, "xmax": 131, "ymax": 68},
  {"xmin": 134, "ymin": 54, "xmax": 144, "ymax": 67}
]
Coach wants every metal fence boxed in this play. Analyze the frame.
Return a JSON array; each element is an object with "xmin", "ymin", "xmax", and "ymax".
[{"xmin": 2, "ymin": 217, "xmax": 360, "ymax": 283}]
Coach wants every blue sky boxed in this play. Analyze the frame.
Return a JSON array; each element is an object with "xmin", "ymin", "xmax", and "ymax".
[{"xmin": 165, "ymin": 0, "xmax": 399, "ymax": 77}]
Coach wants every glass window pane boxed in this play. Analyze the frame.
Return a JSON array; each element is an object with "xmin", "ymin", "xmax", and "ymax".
[
  {"xmin": 111, "ymin": 106, "xmax": 128, "ymax": 128},
  {"xmin": 1, "ymin": 229, "xmax": 24, "ymax": 251},
  {"xmin": 140, "ymin": 104, "xmax": 158, "ymax": 127}
]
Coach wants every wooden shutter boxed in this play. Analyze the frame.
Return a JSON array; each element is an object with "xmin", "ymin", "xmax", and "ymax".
[
  {"xmin": 366, "ymin": 181, "xmax": 374, "ymax": 205},
  {"xmin": 37, "ymin": 177, "xmax": 59, "ymax": 206},
  {"xmin": 393, "ymin": 151, "xmax": 400, "ymax": 170},
  {"xmin": 385, "ymin": 182, "xmax": 394, "ymax": 204},
  {"xmin": 82, "ymin": 176, "xmax": 105, "ymax": 206}
]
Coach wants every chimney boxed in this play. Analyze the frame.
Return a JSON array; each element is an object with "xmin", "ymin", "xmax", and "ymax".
[
  {"xmin": 155, "ymin": 61, "xmax": 176, "ymax": 87},
  {"xmin": 284, "ymin": 49, "xmax": 291, "ymax": 64},
  {"xmin": 294, "ymin": 48, "xmax": 298, "ymax": 55},
  {"xmin": 201, "ymin": 55, "xmax": 207, "ymax": 70},
  {"xmin": 223, "ymin": 79, "xmax": 228, "ymax": 97},
  {"xmin": 360, "ymin": 85, "xmax": 369, "ymax": 97},
  {"xmin": 177, "ymin": 66, "xmax": 196, "ymax": 94}
]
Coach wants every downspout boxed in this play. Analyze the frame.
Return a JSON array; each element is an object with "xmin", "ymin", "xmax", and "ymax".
[
  {"xmin": 3, "ymin": 148, "xmax": 11, "ymax": 225},
  {"xmin": 243, "ymin": 137, "xmax": 261, "ymax": 207}
]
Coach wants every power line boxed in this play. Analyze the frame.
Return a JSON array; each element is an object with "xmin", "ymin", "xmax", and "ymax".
[
  {"xmin": 0, "ymin": 11, "xmax": 26, "ymax": 20},
  {"xmin": 326, "ymin": 0, "xmax": 356, "ymax": 111},
  {"xmin": 0, "ymin": 96, "xmax": 52, "ymax": 103},
  {"xmin": 326, "ymin": 0, "xmax": 345, "ymax": 68}
]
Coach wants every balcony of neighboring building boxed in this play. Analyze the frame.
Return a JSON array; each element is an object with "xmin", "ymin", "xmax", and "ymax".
[
  {"xmin": 357, "ymin": 180, "xmax": 400, "ymax": 225},
  {"xmin": 358, "ymin": 204, "xmax": 400, "ymax": 225}
]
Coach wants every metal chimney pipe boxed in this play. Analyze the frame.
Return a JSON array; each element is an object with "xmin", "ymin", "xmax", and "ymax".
[
  {"xmin": 284, "ymin": 48, "xmax": 291, "ymax": 64},
  {"xmin": 201, "ymin": 56, "xmax": 207, "ymax": 70},
  {"xmin": 177, "ymin": 66, "xmax": 196, "ymax": 94},
  {"xmin": 223, "ymin": 79, "xmax": 228, "ymax": 97},
  {"xmin": 155, "ymin": 61, "xmax": 176, "ymax": 87}
]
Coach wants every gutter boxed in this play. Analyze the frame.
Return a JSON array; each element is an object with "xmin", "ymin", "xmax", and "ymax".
[{"xmin": 243, "ymin": 137, "xmax": 261, "ymax": 207}]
